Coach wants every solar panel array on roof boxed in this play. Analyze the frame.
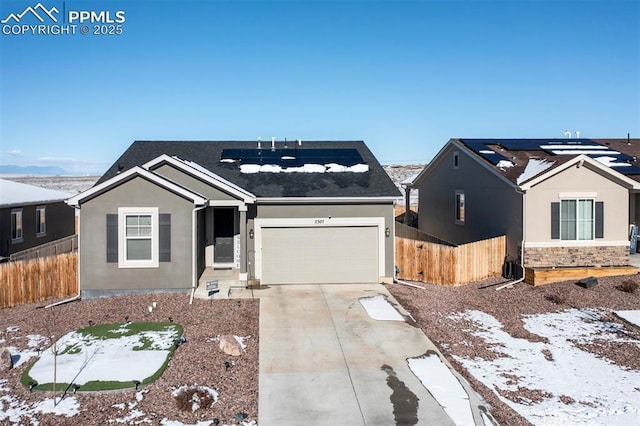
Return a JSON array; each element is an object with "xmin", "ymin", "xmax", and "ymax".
[
  {"xmin": 220, "ymin": 148, "xmax": 365, "ymax": 167},
  {"xmin": 459, "ymin": 140, "xmax": 512, "ymax": 166},
  {"xmin": 460, "ymin": 138, "xmax": 638, "ymax": 171}
]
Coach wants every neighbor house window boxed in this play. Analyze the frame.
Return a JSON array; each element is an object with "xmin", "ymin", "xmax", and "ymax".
[
  {"xmin": 453, "ymin": 151, "xmax": 460, "ymax": 169},
  {"xmin": 11, "ymin": 209, "xmax": 23, "ymax": 241},
  {"xmin": 455, "ymin": 191, "xmax": 465, "ymax": 224},
  {"xmin": 36, "ymin": 206, "xmax": 46, "ymax": 236},
  {"xmin": 118, "ymin": 207, "xmax": 159, "ymax": 268},
  {"xmin": 560, "ymin": 199, "xmax": 594, "ymax": 240}
]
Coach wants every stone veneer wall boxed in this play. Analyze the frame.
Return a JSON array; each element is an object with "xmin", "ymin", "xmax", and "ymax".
[{"xmin": 524, "ymin": 246, "xmax": 629, "ymax": 268}]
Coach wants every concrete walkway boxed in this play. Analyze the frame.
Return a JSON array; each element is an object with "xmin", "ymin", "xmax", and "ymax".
[{"xmin": 256, "ymin": 283, "xmax": 490, "ymax": 426}]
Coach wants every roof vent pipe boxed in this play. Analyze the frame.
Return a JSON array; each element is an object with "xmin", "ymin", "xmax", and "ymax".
[
  {"xmin": 564, "ymin": 130, "xmax": 572, "ymax": 138},
  {"xmin": 298, "ymin": 139, "xmax": 302, "ymax": 146},
  {"xmin": 271, "ymin": 137, "xmax": 276, "ymax": 150},
  {"xmin": 257, "ymin": 137, "xmax": 261, "ymax": 149},
  {"xmin": 629, "ymin": 132, "xmax": 631, "ymax": 145},
  {"xmin": 575, "ymin": 131, "xmax": 580, "ymax": 138}
]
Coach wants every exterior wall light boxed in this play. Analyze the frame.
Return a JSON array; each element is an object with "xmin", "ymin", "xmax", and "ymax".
[
  {"xmin": 385, "ymin": 227, "xmax": 390, "ymax": 238},
  {"xmin": 249, "ymin": 229, "xmax": 254, "ymax": 239}
]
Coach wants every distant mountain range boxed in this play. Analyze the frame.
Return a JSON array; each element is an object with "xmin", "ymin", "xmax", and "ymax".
[{"xmin": 0, "ymin": 164, "xmax": 70, "ymax": 175}]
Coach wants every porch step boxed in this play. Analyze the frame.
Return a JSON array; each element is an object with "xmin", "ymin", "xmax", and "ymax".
[{"xmin": 193, "ymin": 268, "xmax": 247, "ymax": 299}]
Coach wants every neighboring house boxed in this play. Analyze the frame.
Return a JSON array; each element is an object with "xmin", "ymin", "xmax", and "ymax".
[
  {"xmin": 0, "ymin": 179, "xmax": 75, "ymax": 260},
  {"xmin": 410, "ymin": 138, "xmax": 640, "ymax": 277},
  {"xmin": 67, "ymin": 140, "xmax": 401, "ymax": 298}
]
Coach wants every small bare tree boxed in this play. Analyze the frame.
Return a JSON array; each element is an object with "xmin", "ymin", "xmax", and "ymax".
[{"xmin": 45, "ymin": 305, "xmax": 61, "ymax": 406}]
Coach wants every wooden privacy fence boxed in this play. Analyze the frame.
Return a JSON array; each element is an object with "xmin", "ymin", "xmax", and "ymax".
[
  {"xmin": 10, "ymin": 234, "xmax": 78, "ymax": 261},
  {"xmin": 396, "ymin": 235, "xmax": 506, "ymax": 285},
  {"xmin": 0, "ymin": 252, "xmax": 78, "ymax": 309}
]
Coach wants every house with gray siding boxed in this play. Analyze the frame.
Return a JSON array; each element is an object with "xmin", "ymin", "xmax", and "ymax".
[
  {"xmin": 1, "ymin": 179, "xmax": 75, "ymax": 260},
  {"xmin": 67, "ymin": 140, "xmax": 400, "ymax": 298},
  {"xmin": 410, "ymin": 138, "xmax": 640, "ymax": 279}
]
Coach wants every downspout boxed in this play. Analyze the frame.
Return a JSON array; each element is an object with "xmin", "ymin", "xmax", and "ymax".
[
  {"xmin": 515, "ymin": 186, "xmax": 527, "ymax": 284},
  {"xmin": 404, "ymin": 185, "xmax": 411, "ymax": 225},
  {"xmin": 189, "ymin": 203, "xmax": 208, "ymax": 305}
]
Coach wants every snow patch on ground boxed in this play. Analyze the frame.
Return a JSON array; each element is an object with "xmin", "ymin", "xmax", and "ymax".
[
  {"xmin": 516, "ymin": 158, "xmax": 554, "ymax": 184},
  {"xmin": 160, "ymin": 420, "xmax": 213, "ymax": 426},
  {"xmin": 27, "ymin": 334, "xmax": 48, "ymax": 348},
  {"xmin": 448, "ymin": 309, "xmax": 640, "ymax": 425},
  {"xmin": 615, "ymin": 310, "xmax": 640, "ymax": 327},
  {"xmin": 0, "ymin": 391, "xmax": 80, "ymax": 425},
  {"xmin": 359, "ymin": 295, "xmax": 404, "ymax": 321},
  {"xmin": 171, "ymin": 385, "xmax": 219, "ymax": 412},
  {"xmin": 408, "ymin": 354, "xmax": 474, "ymax": 426},
  {"xmin": 108, "ymin": 408, "xmax": 146, "ymax": 424},
  {"xmin": 7, "ymin": 346, "xmax": 40, "ymax": 368}
]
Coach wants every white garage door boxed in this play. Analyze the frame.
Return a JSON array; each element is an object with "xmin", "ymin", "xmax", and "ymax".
[{"xmin": 261, "ymin": 226, "xmax": 379, "ymax": 284}]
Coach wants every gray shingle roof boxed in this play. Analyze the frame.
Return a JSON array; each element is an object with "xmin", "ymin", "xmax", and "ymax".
[{"xmin": 98, "ymin": 141, "xmax": 401, "ymax": 198}]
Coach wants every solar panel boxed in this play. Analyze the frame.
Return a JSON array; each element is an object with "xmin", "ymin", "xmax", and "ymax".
[
  {"xmin": 614, "ymin": 166, "xmax": 640, "ymax": 175},
  {"xmin": 220, "ymin": 148, "xmax": 365, "ymax": 167}
]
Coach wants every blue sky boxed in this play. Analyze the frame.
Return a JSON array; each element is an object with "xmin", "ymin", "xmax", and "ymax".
[{"xmin": 1, "ymin": 0, "xmax": 638, "ymax": 174}]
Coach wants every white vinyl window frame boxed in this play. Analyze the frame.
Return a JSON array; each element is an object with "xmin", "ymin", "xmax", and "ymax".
[
  {"xmin": 36, "ymin": 206, "xmax": 46, "ymax": 237},
  {"xmin": 11, "ymin": 209, "xmax": 23, "ymax": 242},
  {"xmin": 455, "ymin": 190, "xmax": 465, "ymax": 225},
  {"xmin": 560, "ymin": 198, "xmax": 594, "ymax": 241},
  {"xmin": 118, "ymin": 207, "xmax": 159, "ymax": 268}
]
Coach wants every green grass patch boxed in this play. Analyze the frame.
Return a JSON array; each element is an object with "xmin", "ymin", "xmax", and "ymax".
[{"xmin": 21, "ymin": 322, "xmax": 183, "ymax": 392}]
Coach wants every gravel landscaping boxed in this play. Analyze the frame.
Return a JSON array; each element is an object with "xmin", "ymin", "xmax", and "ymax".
[
  {"xmin": 0, "ymin": 293, "xmax": 259, "ymax": 425},
  {"xmin": 387, "ymin": 274, "xmax": 640, "ymax": 426}
]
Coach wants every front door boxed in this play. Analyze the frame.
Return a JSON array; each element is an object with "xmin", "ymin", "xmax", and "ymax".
[{"xmin": 214, "ymin": 208, "xmax": 235, "ymax": 263}]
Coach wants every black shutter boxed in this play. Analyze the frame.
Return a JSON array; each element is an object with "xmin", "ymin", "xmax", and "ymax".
[
  {"xmin": 159, "ymin": 213, "xmax": 171, "ymax": 262},
  {"xmin": 106, "ymin": 214, "xmax": 118, "ymax": 263},
  {"xmin": 551, "ymin": 202, "xmax": 560, "ymax": 239},
  {"xmin": 595, "ymin": 202, "xmax": 604, "ymax": 238}
]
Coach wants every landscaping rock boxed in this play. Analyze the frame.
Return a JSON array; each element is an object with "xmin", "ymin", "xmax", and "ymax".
[
  {"xmin": 0, "ymin": 346, "xmax": 13, "ymax": 371},
  {"xmin": 219, "ymin": 335, "xmax": 243, "ymax": 356},
  {"xmin": 576, "ymin": 276, "xmax": 598, "ymax": 289}
]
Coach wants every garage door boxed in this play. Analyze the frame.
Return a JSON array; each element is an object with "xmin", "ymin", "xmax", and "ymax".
[{"xmin": 261, "ymin": 226, "xmax": 379, "ymax": 284}]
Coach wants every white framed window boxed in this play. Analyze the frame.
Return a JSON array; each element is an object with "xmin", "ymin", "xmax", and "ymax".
[
  {"xmin": 11, "ymin": 209, "xmax": 23, "ymax": 241},
  {"xmin": 455, "ymin": 191, "xmax": 465, "ymax": 225},
  {"xmin": 453, "ymin": 151, "xmax": 460, "ymax": 169},
  {"xmin": 36, "ymin": 206, "xmax": 46, "ymax": 236},
  {"xmin": 560, "ymin": 199, "xmax": 594, "ymax": 240},
  {"xmin": 118, "ymin": 207, "xmax": 159, "ymax": 268}
]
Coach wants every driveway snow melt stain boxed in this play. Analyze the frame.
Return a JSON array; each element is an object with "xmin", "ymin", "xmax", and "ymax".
[{"xmin": 381, "ymin": 364, "xmax": 419, "ymax": 425}]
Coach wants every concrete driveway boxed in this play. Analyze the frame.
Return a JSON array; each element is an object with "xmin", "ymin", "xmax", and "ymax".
[{"xmin": 257, "ymin": 283, "xmax": 489, "ymax": 425}]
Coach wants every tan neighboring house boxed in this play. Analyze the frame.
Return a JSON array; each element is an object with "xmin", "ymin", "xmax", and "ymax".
[{"xmin": 410, "ymin": 138, "xmax": 640, "ymax": 281}]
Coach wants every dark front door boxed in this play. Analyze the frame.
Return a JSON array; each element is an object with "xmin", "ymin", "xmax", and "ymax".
[{"xmin": 214, "ymin": 208, "xmax": 234, "ymax": 263}]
